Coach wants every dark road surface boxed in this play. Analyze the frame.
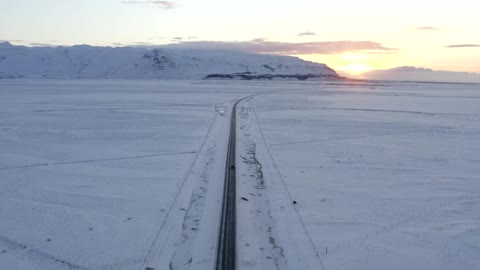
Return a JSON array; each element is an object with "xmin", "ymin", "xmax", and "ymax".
[{"xmin": 215, "ymin": 98, "xmax": 244, "ymax": 270}]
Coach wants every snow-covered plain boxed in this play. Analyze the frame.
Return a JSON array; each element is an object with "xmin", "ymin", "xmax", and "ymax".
[
  {"xmin": 247, "ymin": 81, "xmax": 480, "ymax": 270},
  {"xmin": 0, "ymin": 80, "xmax": 479, "ymax": 270},
  {"xmin": 0, "ymin": 80, "xmax": 266, "ymax": 270}
]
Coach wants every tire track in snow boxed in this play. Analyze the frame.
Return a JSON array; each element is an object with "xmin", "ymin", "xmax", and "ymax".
[
  {"xmin": 168, "ymin": 145, "xmax": 215, "ymax": 270},
  {"xmin": 238, "ymin": 137, "xmax": 287, "ymax": 270},
  {"xmin": 251, "ymin": 102, "xmax": 327, "ymax": 270},
  {"xmin": 139, "ymin": 111, "xmax": 220, "ymax": 270},
  {"xmin": 0, "ymin": 236, "xmax": 92, "ymax": 270},
  {"xmin": 271, "ymin": 120, "xmax": 480, "ymax": 147},
  {"xmin": 0, "ymin": 151, "xmax": 197, "ymax": 170}
]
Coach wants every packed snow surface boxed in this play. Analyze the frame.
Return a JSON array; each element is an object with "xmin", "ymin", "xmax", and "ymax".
[{"xmin": 0, "ymin": 80, "xmax": 479, "ymax": 270}]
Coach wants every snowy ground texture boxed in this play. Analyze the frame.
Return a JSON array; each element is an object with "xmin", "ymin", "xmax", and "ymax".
[
  {"xmin": 248, "ymin": 82, "xmax": 480, "ymax": 270},
  {"xmin": 1, "ymin": 80, "xmax": 479, "ymax": 270}
]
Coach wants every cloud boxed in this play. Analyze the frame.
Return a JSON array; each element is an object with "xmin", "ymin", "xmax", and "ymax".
[
  {"xmin": 171, "ymin": 37, "xmax": 183, "ymax": 42},
  {"xmin": 251, "ymin": 38, "xmax": 268, "ymax": 43},
  {"xmin": 131, "ymin": 41, "xmax": 155, "ymax": 45},
  {"xmin": 297, "ymin": 32, "xmax": 317, "ymax": 36},
  {"xmin": 147, "ymin": 36, "xmax": 165, "ymax": 40},
  {"xmin": 0, "ymin": 39, "xmax": 27, "ymax": 43},
  {"xmin": 416, "ymin": 26, "xmax": 443, "ymax": 31},
  {"xmin": 121, "ymin": 1, "xmax": 175, "ymax": 9},
  {"xmin": 168, "ymin": 36, "xmax": 197, "ymax": 42},
  {"xmin": 445, "ymin": 44, "xmax": 480, "ymax": 48},
  {"xmin": 167, "ymin": 39, "xmax": 397, "ymax": 55},
  {"xmin": 29, "ymin": 42, "xmax": 54, "ymax": 47}
]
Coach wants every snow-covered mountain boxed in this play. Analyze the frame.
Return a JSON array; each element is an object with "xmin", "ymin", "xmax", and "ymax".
[{"xmin": 0, "ymin": 42, "xmax": 342, "ymax": 80}]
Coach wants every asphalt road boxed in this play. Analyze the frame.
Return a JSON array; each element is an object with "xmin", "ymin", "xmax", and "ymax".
[{"xmin": 215, "ymin": 97, "xmax": 244, "ymax": 270}]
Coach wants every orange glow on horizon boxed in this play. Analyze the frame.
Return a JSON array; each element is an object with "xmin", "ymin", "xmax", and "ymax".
[
  {"xmin": 334, "ymin": 54, "xmax": 373, "ymax": 74},
  {"xmin": 337, "ymin": 63, "xmax": 372, "ymax": 74},
  {"xmin": 297, "ymin": 52, "xmax": 399, "ymax": 75}
]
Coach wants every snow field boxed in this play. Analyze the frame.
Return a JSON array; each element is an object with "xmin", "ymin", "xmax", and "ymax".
[
  {"xmin": 0, "ymin": 80, "xmax": 261, "ymax": 270},
  {"xmin": 251, "ymin": 82, "xmax": 480, "ymax": 270},
  {"xmin": 1, "ymin": 79, "xmax": 479, "ymax": 270}
]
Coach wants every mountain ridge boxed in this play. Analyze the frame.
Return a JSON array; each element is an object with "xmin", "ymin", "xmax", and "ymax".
[
  {"xmin": 0, "ymin": 43, "xmax": 343, "ymax": 80},
  {"xmin": 357, "ymin": 66, "xmax": 480, "ymax": 84}
]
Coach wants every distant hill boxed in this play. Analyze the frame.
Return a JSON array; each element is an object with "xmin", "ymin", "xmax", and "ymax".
[
  {"xmin": 357, "ymin": 66, "xmax": 480, "ymax": 84},
  {"xmin": 0, "ymin": 42, "xmax": 342, "ymax": 80}
]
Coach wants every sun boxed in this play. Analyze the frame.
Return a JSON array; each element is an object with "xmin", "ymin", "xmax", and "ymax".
[
  {"xmin": 341, "ymin": 63, "xmax": 372, "ymax": 74},
  {"xmin": 335, "ymin": 54, "xmax": 373, "ymax": 75},
  {"xmin": 298, "ymin": 53, "xmax": 378, "ymax": 76}
]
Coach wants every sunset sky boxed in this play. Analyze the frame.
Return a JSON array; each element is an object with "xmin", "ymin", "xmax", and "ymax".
[{"xmin": 1, "ymin": 0, "xmax": 479, "ymax": 75}]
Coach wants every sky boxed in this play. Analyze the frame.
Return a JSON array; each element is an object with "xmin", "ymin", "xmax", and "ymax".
[{"xmin": 1, "ymin": 0, "xmax": 479, "ymax": 75}]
